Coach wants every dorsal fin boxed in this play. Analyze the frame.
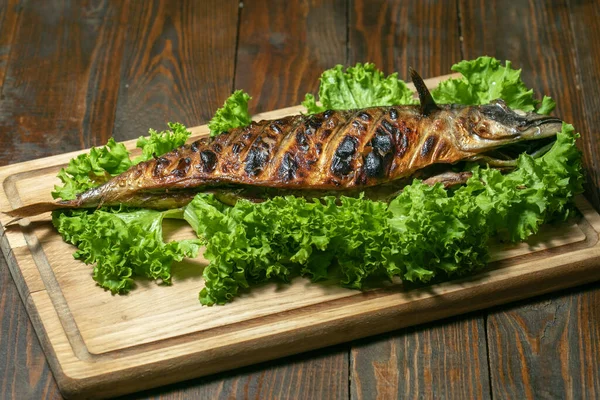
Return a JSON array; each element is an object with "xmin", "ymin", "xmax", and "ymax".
[{"xmin": 409, "ymin": 67, "xmax": 441, "ymax": 116}]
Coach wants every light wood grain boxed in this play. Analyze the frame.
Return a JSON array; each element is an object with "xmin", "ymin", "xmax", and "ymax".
[{"xmin": 2, "ymin": 75, "xmax": 600, "ymax": 399}]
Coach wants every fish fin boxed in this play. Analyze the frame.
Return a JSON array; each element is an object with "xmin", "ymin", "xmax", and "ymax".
[
  {"xmin": 3, "ymin": 201, "xmax": 76, "ymax": 221},
  {"xmin": 409, "ymin": 67, "xmax": 441, "ymax": 116}
]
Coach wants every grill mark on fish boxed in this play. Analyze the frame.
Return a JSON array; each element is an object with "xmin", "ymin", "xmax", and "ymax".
[
  {"xmin": 236, "ymin": 120, "xmax": 270, "ymax": 173},
  {"xmin": 200, "ymin": 150, "xmax": 217, "ymax": 173},
  {"xmin": 421, "ymin": 136, "xmax": 436, "ymax": 157},
  {"xmin": 381, "ymin": 119, "xmax": 394, "ymax": 134},
  {"xmin": 358, "ymin": 111, "xmax": 372, "ymax": 121},
  {"xmin": 153, "ymin": 157, "xmax": 171, "ymax": 177},
  {"xmin": 244, "ymin": 142, "xmax": 270, "ymax": 176},
  {"xmin": 364, "ymin": 151, "xmax": 384, "ymax": 178},
  {"xmin": 172, "ymin": 157, "xmax": 192, "ymax": 177},
  {"xmin": 278, "ymin": 153, "xmax": 298, "ymax": 181},
  {"xmin": 313, "ymin": 110, "xmax": 357, "ymax": 184},
  {"xmin": 263, "ymin": 115, "xmax": 304, "ymax": 181},
  {"xmin": 354, "ymin": 108, "xmax": 388, "ymax": 184}
]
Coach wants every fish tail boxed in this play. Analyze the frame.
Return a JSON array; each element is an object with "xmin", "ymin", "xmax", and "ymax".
[{"xmin": 3, "ymin": 200, "xmax": 79, "ymax": 220}]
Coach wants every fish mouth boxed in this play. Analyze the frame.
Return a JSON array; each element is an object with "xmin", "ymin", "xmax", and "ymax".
[{"xmin": 518, "ymin": 115, "xmax": 563, "ymax": 140}]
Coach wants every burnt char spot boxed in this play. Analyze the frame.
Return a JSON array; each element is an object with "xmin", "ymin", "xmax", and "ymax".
[
  {"xmin": 399, "ymin": 134, "xmax": 409, "ymax": 156},
  {"xmin": 331, "ymin": 136, "xmax": 358, "ymax": 177},
  {"xmin": 172, "ymin": 157, "xmax": 192, "ymax": 177},
  {"xmin": 200, "ymin": 150, "xmax": 217, "ymax": 173},
  {"xmin": 153, "ymin": 157, "xmax": 170, "ymax": 177},
  {"xmin": 315, "ymin": 143, "xmax": 323, "ymax": 155},
  {"xmin": 190, "ymin": 141, "xmax": 200, "ymax": 152},
  {"xmin": 371, "ymin": 132, "xmax": 393, "ymax": 155},
  {"xmin": 270, "ymin": 123, "xmax": 282, "ymax": 134},
  {"xmin": 421, "ymin": 136, "xmax": 435, "ymax": 157},
  {"xmin": 308, "ymin": 116, "xmax": 323, "ymax": 130},
  {"xmin": 278, "ymin": 153, "xmax": 298, "ymax": 181},
  {"xmin": 242, "ymin": 132, "xmax": 253, "ymax": 140},
  {"xmin": 358, "ymin": 111, "xmax": 371, "ymax": 121},
  {"xmin": 212, "ymin": 144, "xmax": 222, "ymax": 153},
  {"xmin": 323, "ymin": 110, "xmax": 334, "ymax": 119},
  {"xmin": 394, "ymin": 122, "xmax": 412, "ymax": 158},
  {"xmin": 364, "ymin": 152, "xmax": 384, "ymax": 178},
  {"xmin": 296, "ymin": 130, "xmax": 309, "ymax": 151},
  {"xmin": 321, "ymin": 129, "xmax": 333, "ymax": 140},
  {"xmin": 381, "ymin": 119, "xmax": 394, "ymax": 134},
  {"xmin": 244, "ymin": 146, "xmax": 269, "ymax": 176},
  {"xmin": 389, "ymin": 108, "xmax": 398, "ymax": 120},
  {"xmin": 331, "ymin": 156, "xmax": 352, "ymax": 176},
  {"xmin": 336, "ymin": 136, "xmax": 358, "ymax": 157},
  {"xmin": 232, "ymin": 142, "xmax": 244, "ymax": 154}
]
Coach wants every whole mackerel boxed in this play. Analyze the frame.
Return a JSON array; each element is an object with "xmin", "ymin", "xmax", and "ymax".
[{"xmin": 6, "ymin": 70, "xmax": 563, "ymax": 218}]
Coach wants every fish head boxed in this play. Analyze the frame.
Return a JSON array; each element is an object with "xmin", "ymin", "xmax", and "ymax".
[{"xmin": 466, "ymin": 99, "xmax": 563, "ymax": 146}]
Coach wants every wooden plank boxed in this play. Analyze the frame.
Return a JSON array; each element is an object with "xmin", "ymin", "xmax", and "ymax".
[
  {"xmin": 486, "ymin": 286, "xmax": 600, "ymax": 399},
  {"xmin": 0, "ymin": 0, "xmax": 128, "ymax": 164},
  {"xmin": 346, "ymin": 1, "xmax": 491, "ymax": 398},
  {"xmin": 196, "ymin": 0, "xmax": 350, "ymax": 398},
  {"xmin": 351, "ymin": 316, "xmax": 489, "ymax": 399},
  {"xmin": 112, "ymin": 0, "xmax": 238, "ymax": 142},
  {"xmin": 235, "ymin": 0, "xmax": 347, "ymax": 114},
  {"xmin": 0, "ymin": 0, "xmax": 21, "ymax": 89},
  {"xmin": 0, "ymin": 257, "xmax": 60, "ymax": 399},
  {"xmin": 568, "ymin": 0, "xmax": 600, "ymax": 215},
  {"xmin": 348, "ymin": 0, "xmax": 461, "ymax": 77},
  {"xmin": 459, "ymin": 0, "xmax": 600, "ymax": 398},
  {"xmin": 566, "ymin": 2, "xmax": 600, "ymax": 396},
  {"xmin": 120, "ymin": 345, "xmax": 350, "ymax": 400}
]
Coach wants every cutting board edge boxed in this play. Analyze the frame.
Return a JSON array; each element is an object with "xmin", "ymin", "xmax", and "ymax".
[{"xmin": 28, "ymin": 237, "xmax": 600, "ymax": 399}]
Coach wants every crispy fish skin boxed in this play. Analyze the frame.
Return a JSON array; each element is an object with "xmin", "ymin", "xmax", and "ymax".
[
  {"xmin": 96, "ymin": 101, "xmax": 560, "ymax": 198},
  {"xmin": 5, "ymin": 100, "xmax": 562, "ymax": 218}
]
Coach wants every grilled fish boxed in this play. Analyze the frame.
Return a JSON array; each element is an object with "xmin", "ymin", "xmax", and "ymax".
[{"xmin": 5, "ymin": 70, "xmax": 563, "ymax": 218}]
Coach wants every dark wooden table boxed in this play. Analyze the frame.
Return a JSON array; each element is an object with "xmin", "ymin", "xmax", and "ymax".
[{"xmin": 1, "ymin": 1, "xmax": 599, "ymax": 398}]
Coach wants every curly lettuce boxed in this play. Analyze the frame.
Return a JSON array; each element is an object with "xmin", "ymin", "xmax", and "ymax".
[
  {"xmin": 431, "ymin": 56, "xmax": 556, "ymax": 114},
  {"xmin": 52, "ymin": 123, "xmax": 193, "ymax": 200},
  {"xmin": 133, "ymin": 122, "xmax": 192, "ymax": 164},
  {"xmin": 53, "ymin": 207, "xmax": 202, "ymax": 294},
  {"xmin": 302, "ymin": 63, "xmax": 417, "ymax": 114},
  {"xmin": 208, "ymin": 90, "xmax": 252, "ymax": 137}
]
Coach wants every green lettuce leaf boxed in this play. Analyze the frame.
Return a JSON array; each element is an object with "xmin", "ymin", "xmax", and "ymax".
[
  {"xmin": 208, "ymin": 90, "xmax": 252, "ymax": 137},
  {"xmin": 133, "ymin": 122, "xmax": 192, "ymax": 164},
  {"xmin": 53, "ymin": 207, "xmax": 202, "ymax": 294},
  {"xmin": 457, "ymin": 123, "xmax": 583, "ymax": 241},
  {"xmin": 52, "ymin": 138, "xmax": 133, "ymax": 200},
  {"xmin": 302, "ymin": 63, "xmax": 417, "ymax": 114},
  {"xmin": 52, "ymin": 123, "xmax": 193, "ymax": 200},
  {"xmin": 431, "ymin": 56, "xmax": 556, "ymax": 114},
  {"xmin": 184, "ymin": 194, "xmax": 394, "ymax": 305},
  {"xmin": 185, "ymin": 124, "xmax": 583, "ymax": 305}
]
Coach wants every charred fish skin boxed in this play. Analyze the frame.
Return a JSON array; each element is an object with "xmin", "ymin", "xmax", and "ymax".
[
  {"xmin": 5, "ymin": 99, "xmax": 564, "ymax": 219},
  {"xmin": 93, "ymin": 102, "xmax": 561, "ymax": 205}
]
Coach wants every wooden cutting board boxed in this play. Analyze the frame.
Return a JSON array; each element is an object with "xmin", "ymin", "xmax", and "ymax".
[{"xmin": 2, "ymin": 74, "xmax": 600, "ymax": 399}]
